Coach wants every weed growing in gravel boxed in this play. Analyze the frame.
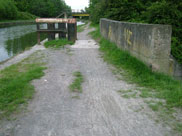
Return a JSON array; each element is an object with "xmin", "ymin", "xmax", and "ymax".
[
  {"xmin": 118, "ymin": 89, "xmax": 138, "ymax": 99},
  {"xmin": 72, "ymin": 96, "xmax": 80, "ymax": 99},
  {"xmin": 69, "ymin": 72, "xmax": 84, "ymax": 93},
  {"xmin": 65, "ymin": 48, "xmax": 73, "ymax": 56},
  {"xmin": 0, "ymin": 55, "xmax": 46, "ymax": 119},
  {"xmin": 44, "ymin": 39, "xmax": 74, "ymax": 48}
]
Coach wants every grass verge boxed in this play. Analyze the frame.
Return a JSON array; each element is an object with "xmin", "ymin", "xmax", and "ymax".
[
  {"xmin": 44, "ymin": 39, "xmax": 74, "ymax": 48},
  {"xmin": 89, "ymin": 24, "xmax": 182, "ymax": 108},
  {"xmin": 69, "ymin": 72, "xmax": 84, "ymax": 93},
  {"xmin": 0, "ymin": 52, "xmax": 46, "ymax": 119},
  {"xmin": 89, "ymin": 23, "xmax": 182, "ymax": 133}
]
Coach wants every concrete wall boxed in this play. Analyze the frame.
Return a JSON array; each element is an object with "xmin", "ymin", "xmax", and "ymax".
[{"xmin": 100, "ymin": 18, "xmax": 182, "ymax": 79}]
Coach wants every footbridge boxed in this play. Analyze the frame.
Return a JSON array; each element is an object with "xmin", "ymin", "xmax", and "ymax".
[{"xmin": 71, "ymin": 9, "xmax": 89, "ymax": 17}]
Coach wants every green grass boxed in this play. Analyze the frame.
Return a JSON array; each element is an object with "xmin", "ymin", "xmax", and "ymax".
[
  {"xmin": 139, "ymin": 88, "xmax": 155, "ymax": 98},
  {"xmin": 89, "ymin": 24, "xmax": 182, "ymax": 108},
  {"xmin": 69, "ymin": 72, "xmax": 84, "ymax": 93},
  {"xmin": 148, "ymin": 103, "xmax": 160, "ymax": 111},
  {"xmin": 0, "ymin": 57, "xmax": 46, "ymax": 119},
  {"xmin": 44, "ymin": 39, "xmax": 74, "ymax": 48},
  {"xmin": 89, "ymin": 23, "xmax": 100, "ymax": 39}
]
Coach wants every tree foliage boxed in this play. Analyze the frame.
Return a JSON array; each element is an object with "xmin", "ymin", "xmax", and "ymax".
[
  {"xmin": 0, "ymin": 0, "xmax": 71, "ymax": 20},
  {"xmin": 89, "ymin": 0, "xmax": 182, "ymax": 64},
  {"xmin": 14, "ymin": 0, "xmax": 71, "ymax": 17},
  {"xmin": 0, "ymin": 0, "xmax": 18, "ymax": 20}
]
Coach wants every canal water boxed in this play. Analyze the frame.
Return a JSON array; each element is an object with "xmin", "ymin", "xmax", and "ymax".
[{"xmin": 0, "ymin": 22, "xmax": 84, "ymax": 63}]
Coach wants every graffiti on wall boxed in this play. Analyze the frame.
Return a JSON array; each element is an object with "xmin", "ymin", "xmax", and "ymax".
[
  {"xmin": 124, "ymin": 28, "xmax": 132, "ymax": 45},
  {"xmin": 108, "ymin": 26, "xmax": 112, "ymax": 38}
]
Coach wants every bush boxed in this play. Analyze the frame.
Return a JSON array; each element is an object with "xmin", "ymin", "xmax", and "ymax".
[
  {"xmin": 17, "ymin": 12, "xmax": 37, "ymax": 20},
  {"xmin": 171, "ymin": 37, "xmax": 182, "ymax": 64},
  {"xmin": 143, "ymin": 1, "xmax": 182, "ymax": 64}
]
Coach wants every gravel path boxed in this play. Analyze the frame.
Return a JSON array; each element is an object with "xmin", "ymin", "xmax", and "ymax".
[{"xmin": 0, "ymin": 25, "xmax": 172, "ymax": 136}]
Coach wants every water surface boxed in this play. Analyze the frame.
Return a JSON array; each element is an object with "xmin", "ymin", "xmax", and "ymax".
[
  {"xmin": 0, "ymin": 21, "xmax": 84, "ymax": 62},
  {"xmin": 0, "ymin": 25, "xmax": 41, "ymax": 62}
]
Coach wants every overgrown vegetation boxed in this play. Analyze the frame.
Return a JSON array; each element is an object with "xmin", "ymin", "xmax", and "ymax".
[
  {"xmin": 0, "ymin": 0, "xmax": 71, "ymax": 21},
  {"xmin": 69, "ymin": 72, "xmax": 84, "ymax": 93},
  {"xmin": 44, "ymin": 39, "xmax": 74, "ymax": 48},
  {"xmin": 90, "ymin": 24, "xmax": 182, "ymax": 108},
  {"xmin": 0, "ymin": 53, "xmax": 46, "ymax": 119},
  {"xmin": 89, "ymin": 0, "xmax": 182, "ymax": 64}
]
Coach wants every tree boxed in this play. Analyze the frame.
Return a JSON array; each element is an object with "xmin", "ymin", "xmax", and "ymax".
[{"xmin": 89, "ymin": 0, "xmax": 182, "ymax": 64}]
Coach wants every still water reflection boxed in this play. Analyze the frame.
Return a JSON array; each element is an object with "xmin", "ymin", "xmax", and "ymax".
[
  {"xmin": 5, "ymin": 32, "xmax": 46, "ymax": 58},
  {"xmin": 0, "ymin": 22, "xmax": 84, "ymax": 62},
  {"xmin": 0, "ymin": 24, "xmax": 44, "ymax": 62}
]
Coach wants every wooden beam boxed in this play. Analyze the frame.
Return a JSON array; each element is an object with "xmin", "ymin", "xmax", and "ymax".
[
  {"xmin": 35, "ymin": 18, "xmax": 76, "ymax": 24},
  {"xmin": 37, "ymin": 30, "xmax": 67, "ymax": 33}
]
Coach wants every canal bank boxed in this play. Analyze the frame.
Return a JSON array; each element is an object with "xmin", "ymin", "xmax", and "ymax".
[
  {"xmin": 0, "ymin": 24, "xmax": 46, "ymax": 63},
  {"xmin": 0, "ymin": 20, "xmax": 35, "ymax": 28},
  {"xmin": 0, "ymin": 21, "xmax": 84, "ymax": 63}
]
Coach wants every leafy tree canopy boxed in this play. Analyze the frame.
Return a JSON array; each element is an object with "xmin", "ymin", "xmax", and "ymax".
[{"xmin": 89, "ymin": 0, "xmax": 182, "ymax": 64}]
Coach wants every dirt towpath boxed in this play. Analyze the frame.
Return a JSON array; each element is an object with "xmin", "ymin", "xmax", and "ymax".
[{"xmin": 0, "ymin": 24, "xmax": 172, "ymax": 136}]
